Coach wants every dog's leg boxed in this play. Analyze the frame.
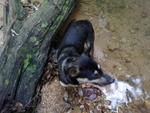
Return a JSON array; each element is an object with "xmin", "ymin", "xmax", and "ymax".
[
  {"xmin": 84, "ymin": 42, "xmax": 94, "ymax": 56},
  {"xmin": 81, "ymin": 20, "xmax": 95, "ymax": 56},
  {"xmin": 84, "ymin": 29, "xmax": 94, "ymax": 57}
]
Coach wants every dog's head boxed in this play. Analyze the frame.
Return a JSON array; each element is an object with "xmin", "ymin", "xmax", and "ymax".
[{"xmin": 61, "ymin": 54, "xmax": 115, "ymax": 86}]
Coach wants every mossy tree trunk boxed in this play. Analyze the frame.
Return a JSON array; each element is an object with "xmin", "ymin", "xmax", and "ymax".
[{"xmin": 0, "ymin": 0, "xmax": 77, "ymax": 112}]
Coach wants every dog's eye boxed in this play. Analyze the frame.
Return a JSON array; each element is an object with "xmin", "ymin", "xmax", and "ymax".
[{"xmin": 68, "ymin": 67, "xmax": 79, "ymax": 77}]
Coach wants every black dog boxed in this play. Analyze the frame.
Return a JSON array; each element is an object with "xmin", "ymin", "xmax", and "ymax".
[{"xmin": 57, "ymin": 20, "xmax": 115, "ymax": 86}]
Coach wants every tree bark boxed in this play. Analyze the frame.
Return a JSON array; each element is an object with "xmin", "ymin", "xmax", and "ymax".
[{"xmin": 0, "ymin": 0, "xmax": 77, "ymax": 112}]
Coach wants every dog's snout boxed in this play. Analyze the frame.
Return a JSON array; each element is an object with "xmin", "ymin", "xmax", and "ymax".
[
  {"xmin": 95, "ymin": 73, "xmax": 115, "ymax": 86},
  {"xmin": 109, "ymin": 77, "xmax": 115, "ymax": 84},
  {"xmin": 104, "ymin": 73, "xmax": 115, "ymax": 84}
]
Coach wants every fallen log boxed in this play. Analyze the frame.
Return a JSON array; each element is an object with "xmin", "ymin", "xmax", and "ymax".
[{"xmin": 0, "ymin": 0, "xmax": 77, "ymax": 112}]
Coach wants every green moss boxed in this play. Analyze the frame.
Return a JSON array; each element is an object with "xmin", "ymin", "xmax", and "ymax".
[
  {"xmin": 56, "ymin": 15, "xmax": 63, "ymax": 22},
  {"xmin": 35, "ymin": 41, "xmax": 40, "ymax": 46},
  {"xmin": 23, "ymin": 54, "xmax": 32, "ymax": 69},
  {"xmin": 26, "ymin": 54, "xmax": 32, "ymax": 59},
  {"xmin": 51, "ymin": 15, "xmax": 63, "ymax": 30},
  {"xmin": 27, "ymin": 64, "xmax": 36, "ymax": 73},
  {"xmin": 18, "ymin": 69, "xmax": 21, "ymax": 74},
  {"xmin": 41, "ymin": 23, "xmax": 48, "ymax": 28},
  {"xmin": 35, "ymin": 51, "xmax": 40, "ymax": 57},
  {"xmin": 7, "ymin": 54, "xmax": 12, "ymax": 60},
  {"xmin": 66, "ymin": 0, "xmax": 70, "ymax": 5},
  {"xmin": 51, "ymin": 1, "xmax": 70, "ymax": 30},
  {"xmin": 62, "ymin": 5, "xmax": 68, "ymax": 13},
  {"xmin": 4, "ymin": 79, "xmax": 9, "ymax": 85},
  {"xmin": 29, "ymin": 36, "xmax": 37, "ymax": 42},
  {"xmin": 23, "ymin": 59, "xmax": 29, "ymax": 69},
  {"xmin": 51, "ymin": 22, "xmax": 58, "ymax": 29}
]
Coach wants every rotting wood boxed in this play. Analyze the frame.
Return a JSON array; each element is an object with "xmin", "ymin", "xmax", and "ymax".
[{"xmin": 0, "ymin": 0, "xmax": 77, "ymax": 112}]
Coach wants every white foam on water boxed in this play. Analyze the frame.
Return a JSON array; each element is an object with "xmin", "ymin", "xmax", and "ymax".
[{"xmin": 99, "ymin": 79, "xmax": 145, "ymax": 110}]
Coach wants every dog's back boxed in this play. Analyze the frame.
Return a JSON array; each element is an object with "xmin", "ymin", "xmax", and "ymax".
[
  {"xmin": 57, "ymin": 20, "xmax": 115, "ymax": 86},
  {"xmin": 57, "ymin": 20, "xmax": 94, "ymax": 57}
]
